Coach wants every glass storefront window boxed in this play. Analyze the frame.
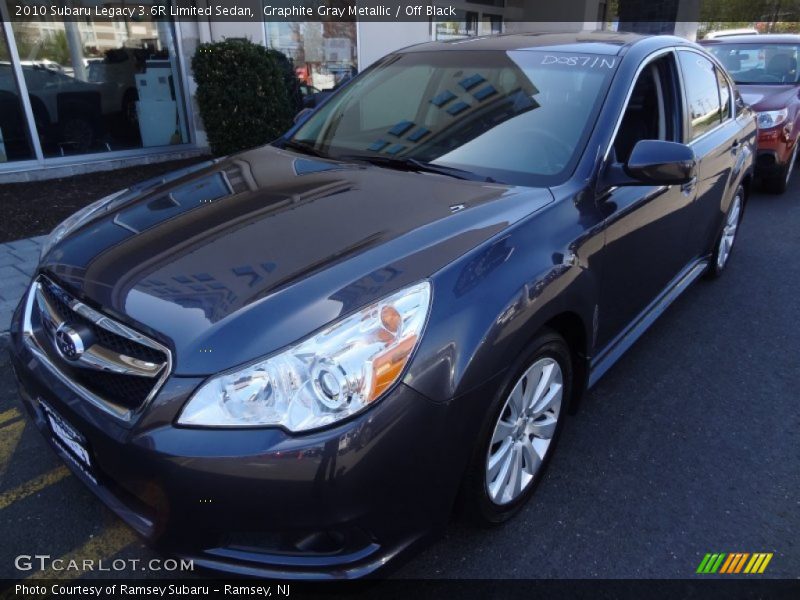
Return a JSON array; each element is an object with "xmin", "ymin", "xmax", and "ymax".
[
  {"xmin": 9, "ymin": 11, "xmax": 188, "ymax": 157},
  {"xmin": 265, "ymin": 22, "xmax": 357, "ymax": 94},
  {"xmin": 0, "ymin": 19, "xmax": 35, "ymax": 162},
  {"xmin": 433, "ymin": 10, "xmax": 503, "ymax": 40},
  {"xmin": 434, "ymin": 12, "xmax": 479, "ymax": 40}
]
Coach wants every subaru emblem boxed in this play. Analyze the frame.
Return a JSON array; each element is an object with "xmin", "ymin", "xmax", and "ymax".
[{"xmin": 54, "ymin": 323, "xmax": 85, "ymax": 362}]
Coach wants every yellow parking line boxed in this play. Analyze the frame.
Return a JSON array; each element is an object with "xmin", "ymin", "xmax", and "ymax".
[
  {"xmin": 27, "ymin": 520, "xmax": 137, "ymax": 581},
  {"xmin": 0, "ymin": 408, "xmax": 22, "ymax": 426},
  {"xmin": 0, "ymin": 466, "xmax": 70, "ymax": 510},
  {"xmin": 0, "ymin": 420, "xmax": 25, "ymax": 479}
]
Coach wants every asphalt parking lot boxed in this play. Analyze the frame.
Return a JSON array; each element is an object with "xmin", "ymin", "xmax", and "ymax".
[{"xmin": 0, "ymin": 180, "xmax": 798, "ymax": 581}]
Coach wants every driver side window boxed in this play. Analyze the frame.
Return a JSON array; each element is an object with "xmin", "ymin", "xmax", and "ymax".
[{"xmin": 613, "ymin": 54, "xmax": 680, "ymax": 164}]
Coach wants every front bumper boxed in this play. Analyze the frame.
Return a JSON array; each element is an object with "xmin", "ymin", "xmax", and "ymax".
[
  {"xmin": 755, "ymin": 128, "xmax": 794, "ymax": 177},
  {"xmin": 8, "ymin": 289, "xmax": 461, "ymax": 579}
]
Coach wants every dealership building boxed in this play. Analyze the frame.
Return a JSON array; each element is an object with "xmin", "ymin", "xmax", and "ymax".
[{"xmin": 0, "ymin": 0, "xmax": 699, "ymax": 182}]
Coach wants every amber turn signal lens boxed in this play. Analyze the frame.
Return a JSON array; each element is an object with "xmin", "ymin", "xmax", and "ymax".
[{"xmin": 367, "ymin": 335, "xmax": 418, "ymax": 402}]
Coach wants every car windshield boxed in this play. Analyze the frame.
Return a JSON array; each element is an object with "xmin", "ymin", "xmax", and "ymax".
[
  {"xmin": 707, "ymin": 43, "xmax": 800, "ymax": 84},
  {"xmin": 286, "ymin": 50, "xmax": 618, "ymax": 186}
]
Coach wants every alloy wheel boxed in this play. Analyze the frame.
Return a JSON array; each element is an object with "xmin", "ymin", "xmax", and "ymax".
[{"xmin": 485, "ymin": 357, "xmax": 563, "ymax": 505}]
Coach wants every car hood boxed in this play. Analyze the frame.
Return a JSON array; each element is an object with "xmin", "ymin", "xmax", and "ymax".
[
  {"xmin": 41, "ymin": 145, "xmax": 553, "ymax": 375},
  {"xmin": 738, "ymin": 83, "xmax": 798, "ymax": 111}
]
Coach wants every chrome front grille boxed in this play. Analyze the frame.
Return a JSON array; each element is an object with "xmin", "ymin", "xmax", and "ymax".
[
  {"xmin": 22, "ymin": 276, "xmax": 172, "ymax": 421},
  {"xmin": 39, "ymin": 282, "xmax": 166, "ymax": 367}
]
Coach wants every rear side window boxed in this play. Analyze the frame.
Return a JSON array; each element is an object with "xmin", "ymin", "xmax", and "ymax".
[{"xmin": 678, "ymin": 52, "xmax": 723, "ymax": 140}]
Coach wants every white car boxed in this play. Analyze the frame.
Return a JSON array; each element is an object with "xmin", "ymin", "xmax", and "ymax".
[{"xmin": 705, "ymin": 28, "xmax": 759, "ymax": 39}]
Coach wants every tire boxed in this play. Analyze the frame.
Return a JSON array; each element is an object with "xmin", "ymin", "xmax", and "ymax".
[
  {"xmin": 460, "ymin": 329, "xmax": 572, "ymax": 524},
  {"xmin": 763, "ymin": 142, "xmax": 798, "ymax": 194},
  {"xmin": 706, "ymin": 185, "xmax": 744, "ymax": 279}
]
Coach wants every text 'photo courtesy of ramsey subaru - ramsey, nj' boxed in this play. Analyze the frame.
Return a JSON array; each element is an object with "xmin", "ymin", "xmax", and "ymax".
[{"xmin": 9, "ymin": 31, "xmax": 759, "ymax": 580}]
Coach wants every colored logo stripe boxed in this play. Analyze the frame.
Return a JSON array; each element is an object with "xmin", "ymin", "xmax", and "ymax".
[
  {"xmin": 697, "ymin": 553, "xmax": 773, "ymax": 574},
  {"xmin": 720, "ymin": 553, "xmax": 748, "ymax": 573},
  {"xmin": 719, "ymin": 553, "xmax": 736, "ymax": 573},
  {"xmin": 697, "ymin": 553, "xmax": 725, "ymax": 573},
  {"xmin": 744, "ymin": 553, "xmax": 773, "ymax": 574}
]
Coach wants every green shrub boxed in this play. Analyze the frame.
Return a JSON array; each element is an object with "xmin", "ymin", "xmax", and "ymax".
[
  {"xmin": 266, "ymin": 48, "xmax": 303, "ymax": 115},
  {"xmin": 192, "ymin": 39, "xmax": 294, "ymax": 156}
]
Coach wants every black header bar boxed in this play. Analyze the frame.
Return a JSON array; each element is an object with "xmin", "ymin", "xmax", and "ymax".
[{"xmin": 4, "ymin": 0, "xmax": 800, "ymax": 23}]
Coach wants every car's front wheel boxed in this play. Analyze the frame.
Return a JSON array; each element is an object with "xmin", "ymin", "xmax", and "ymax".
[
  {"xmin": 461, "ymin": 329, "xmax": 572, "ymax": 524},
  {"xmin": 706, "ymin": 185, "xmax": 744, "ymax": 279}
]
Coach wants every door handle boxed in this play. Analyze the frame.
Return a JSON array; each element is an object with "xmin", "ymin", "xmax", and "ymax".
[
  {"xmin": 681, "ymin": 176, "xmax": 697, "ymax": 195},
  {"xmin": 730, "ymin": 139, "xmax": 741, "ymax": 153}
]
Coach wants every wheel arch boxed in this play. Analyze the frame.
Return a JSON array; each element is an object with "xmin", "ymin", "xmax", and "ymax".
[{"xmin": 540, "ymin": 311, "xmax": 589, "ymax": 413}]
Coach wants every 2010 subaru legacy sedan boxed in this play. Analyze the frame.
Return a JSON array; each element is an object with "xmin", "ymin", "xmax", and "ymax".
[{"xmin": 10, "ymin": 32, "xmax": 755, "ymax": 578}]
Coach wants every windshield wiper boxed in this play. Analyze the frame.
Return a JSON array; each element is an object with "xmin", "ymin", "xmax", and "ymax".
[
  {"xmin": 280, "ymin": 139, "xmax": 329, "ymax": 158},
  {"xmin": 339, "ymin": 154, "xmax": 496, "ymax": 183}
]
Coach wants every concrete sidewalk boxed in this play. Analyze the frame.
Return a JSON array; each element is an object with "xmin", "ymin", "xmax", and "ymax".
[{"xmin": 0, "ymin": 236, "xmax": 45, "ymax": 332}]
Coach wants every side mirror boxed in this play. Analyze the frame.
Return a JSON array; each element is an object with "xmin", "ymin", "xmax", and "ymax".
[
  {"xmin": 605, "ymin": 140, "xmax": 697, "ymax": 186},
  {"xmin": 294, "ymin": 107, "xmax": 313, "ymax": 125}
]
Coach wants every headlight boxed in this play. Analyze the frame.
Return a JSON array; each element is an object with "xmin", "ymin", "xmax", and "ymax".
[
  {"xmin": 177, "ymin": 281, "xmax": 431, "ymax": 431},
  {"xmin": 757, "ymin": 109, "xmax": 789, "ymax": 129},
  {"xmin": 39, "ymin": 189, "xmax": 129, "ymax": 260}
]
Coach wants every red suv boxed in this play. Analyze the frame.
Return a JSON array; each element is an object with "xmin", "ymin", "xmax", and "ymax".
[{"xmin": 703, "ymin": 34, "xmax": 800, "ymax": 193}]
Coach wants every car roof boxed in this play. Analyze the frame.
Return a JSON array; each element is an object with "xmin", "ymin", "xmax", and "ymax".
[
  {"xmin": 399, "ymin": 30, "xmax": 682, "ymax": 56},
  {"xmin": 704, "ymin": 28, "xmax": 758, "ymax": 37},
  {"xmin": 701, "ymin": 34, "xmax": 800, "ymax": 45}
]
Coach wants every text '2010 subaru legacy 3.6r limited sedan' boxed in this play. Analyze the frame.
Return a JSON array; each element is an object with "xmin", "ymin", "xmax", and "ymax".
[{"xmin": 10, "ymin": 32, "xmax": 754, "ymax": 578}]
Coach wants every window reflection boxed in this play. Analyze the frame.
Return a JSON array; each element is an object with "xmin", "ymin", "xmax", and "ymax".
[
  {"xmin": 292, "ymin": 50, "xmax": 615, "ymax": 186},
  {"xmin": 0, "ymin": 21, "xmax": 35, "ymax": 162},
  {"xmin": 115, "ymin": 171, "xmax": 234, "ymax": 233},
  {"xmin": 678, "ymin": 53, "xmax": 723, "ymax": 140},
  {"xmin": 10, "ymin": 13, "xmax": 188, "ymax": 157}
]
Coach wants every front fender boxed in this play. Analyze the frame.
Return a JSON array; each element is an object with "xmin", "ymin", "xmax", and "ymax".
[{"xmin": 404, "ymin": 192, "xmax": 602, "ymax": 405}]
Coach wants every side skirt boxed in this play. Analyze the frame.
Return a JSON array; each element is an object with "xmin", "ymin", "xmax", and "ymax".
[{"xmin": 587, "ymin": 259, "xmax": 709, "ymax": 388}]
